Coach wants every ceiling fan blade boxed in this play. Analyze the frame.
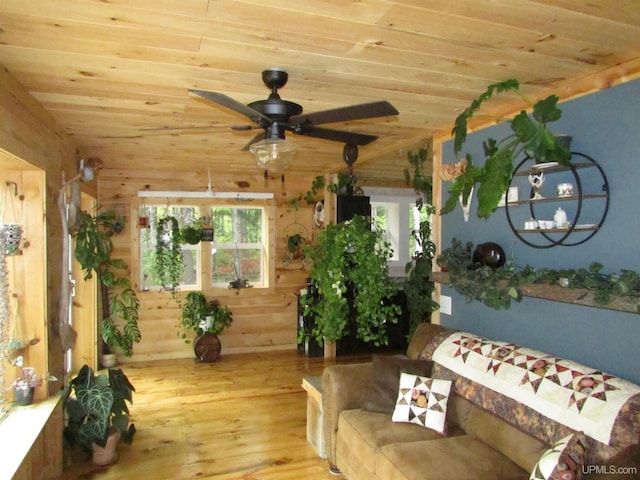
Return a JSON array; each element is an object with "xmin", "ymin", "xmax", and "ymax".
[
  {"xmin": 241, "ymin": 131, "xmax": 267, "ymax": 151},
  {"xmin": 189, "ymin": 89, "xmax": 273, "ymax": 124},
  {"xmin": 289, "ymin": 100, "xmax": 398, "ymax": 126},
  {"xmin": 140, "ymin": 124, "xmax": 256, "ymax": 132},
  {"xmin": 296, "ymin": 126, "xmax": 378, "ymax": 146}
]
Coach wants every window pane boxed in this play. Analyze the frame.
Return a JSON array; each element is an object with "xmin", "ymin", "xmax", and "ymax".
[
  {"xmin": 211, "ymin": 207, "xmax": 262, "ymax": 244},
  {"xmin": 210, "ymin": 207, "xmax": 265, "ymax": 287}
]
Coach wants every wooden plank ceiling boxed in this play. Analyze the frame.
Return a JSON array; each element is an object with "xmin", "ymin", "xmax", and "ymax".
[{"xmin": 0, "ymin": 0, "xmax": 639, "ymax": 184}]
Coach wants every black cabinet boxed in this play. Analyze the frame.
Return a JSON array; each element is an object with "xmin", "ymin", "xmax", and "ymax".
[
  {"xmin": 337, "ymin": 195, "xmax": 371, "ymax": 222},
  {"xmin": 297, "ymin": 288, "xmax": 410, "ymax": 357}
]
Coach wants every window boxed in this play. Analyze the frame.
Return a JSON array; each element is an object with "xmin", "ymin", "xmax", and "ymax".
[
  {"xmin": 210, "ymin": 207, "xmax": 265, "ymax": 288},
  {"xmin": 138, "ymin": 202, "xmax": 268, "ymax": 291},
  {"xmin": 364, "ymin": 187, "xmax": 433, "ymax": 277}
]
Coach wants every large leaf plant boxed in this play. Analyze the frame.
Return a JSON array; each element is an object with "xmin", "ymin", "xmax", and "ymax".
[
  {"xmin": 442, "ymin": 78, "xmax": 571, "ymax": 218},
  {"xmin": 72, "ymin": 209, "xmax": 141, "ymax": 356},
  {"xmin": 63, "ymin": 365, "xmax": 136, "ymax": 452}
]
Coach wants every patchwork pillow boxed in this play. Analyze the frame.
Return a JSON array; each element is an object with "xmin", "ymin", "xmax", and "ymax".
[
  {"xmin": 529, "ymin": 433, "xmax": 587, "ymax": 480},
  {"xmin": 362, "ymin": 355, "xmax": 434, "ymax": 414},
  {"xmin": 391, "ymin": 372, "xmax": 451, "ymax": 434}
]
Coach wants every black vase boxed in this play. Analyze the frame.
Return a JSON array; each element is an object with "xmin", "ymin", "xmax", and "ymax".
[{"xmin": 472, "ymin": 242, "xmax": 506, "ymax": 269}]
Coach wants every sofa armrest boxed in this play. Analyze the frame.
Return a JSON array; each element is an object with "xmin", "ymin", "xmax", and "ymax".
[{"xmin": 322, "ymin": 362, "xmax": 373, "ymax": 468}]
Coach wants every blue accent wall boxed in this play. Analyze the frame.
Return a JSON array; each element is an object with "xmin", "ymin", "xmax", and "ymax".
[{"xmin": 440, "ymin": 79, "xmax": 640, "ymax": 384}]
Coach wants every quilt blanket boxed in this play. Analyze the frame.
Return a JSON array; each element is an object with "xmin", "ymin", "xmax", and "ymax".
[{"xmin": 432, "ymin": 331, "xmax": 640, "ymax": 446}]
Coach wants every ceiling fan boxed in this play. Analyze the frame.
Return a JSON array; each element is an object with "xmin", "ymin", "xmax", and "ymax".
[{"xmin": 188, "ymin": 69, "xmax": 399, "ymax": 159}]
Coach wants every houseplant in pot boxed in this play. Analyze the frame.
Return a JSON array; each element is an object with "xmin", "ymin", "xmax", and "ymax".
[
  {"xmin": 8, "ymin": 355, "xmax": 57, "ymax": 405},
  {"xmin": 63, "ymin": 365, "xmax": 136, "ymax": 465},
  {"xmin": 441, "ymin": 78, "xmax": 572, "ymax": 218},
  {"xmin": 72, "ymin": 208, "xmax": 141, "ymax": 364},
  {"xmin": 178, "ymin": 291, "xmax": 233, "ymax": 362}
]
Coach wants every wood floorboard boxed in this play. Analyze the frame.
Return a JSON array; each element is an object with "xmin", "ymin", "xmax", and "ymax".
[{"xmin": 57, "ymin": 349, "xmax": 374, "ymax": 479}]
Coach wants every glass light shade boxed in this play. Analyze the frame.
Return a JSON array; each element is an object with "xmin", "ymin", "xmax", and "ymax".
[{"xmin": 250, "ymin": 138, "xmax": 296, "ymax": 172}]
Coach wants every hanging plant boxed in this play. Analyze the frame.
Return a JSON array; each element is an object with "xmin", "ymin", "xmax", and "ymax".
[
  {"xmin": 303, "ymin": 215, "xmax": 400, "ymax": 346},
  {"xmin": 153, "ymin": 216, "xmax": 184, "ymax": 291}
]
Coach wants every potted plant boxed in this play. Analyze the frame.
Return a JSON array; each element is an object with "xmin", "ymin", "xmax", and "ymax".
[
  {"xmin": 63, "ymin": 365, "xmax": 136, "ymax": 465},
  {"xmin": 72, "ymin": 209, "xmax": 141, "ymax": 362},
  {"xmin": 179, "ymin": 292, "xmax": 233, "ymax": 362},
  {"xmin": 303, "ymin": 215, "xmax": 400, "ymax": 347},
  {"xmin": 180, "ymin": 216, "xmax": 207, "ymax": 245},
  {"xmin": 8, "ymin": 355, "xmax": 57, "ymax": 406},
  {"xmin": 153, "ymin": 215, "xmax": 184, "ymax": 290},
  {"xmin": 441, "ymin": 78, "xmax": 572, "ymax": 218}
]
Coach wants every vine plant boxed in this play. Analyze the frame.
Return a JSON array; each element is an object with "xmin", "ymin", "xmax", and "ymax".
[
  {"xmin": 403, "ymin": 147, "xmax": 439, "ymax": 336},
  {"xmin": 153, "ymin": 216, "xmax": 184, "ymax": 292},
  {"xmin": 439, "ymin": 238, "xmax": 640, "ymax": 311},
  {"xmin": 302, "ymin": 215, "xmax": 400, "ymax": 346}
]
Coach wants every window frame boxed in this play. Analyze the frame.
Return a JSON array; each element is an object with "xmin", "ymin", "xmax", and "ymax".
[{"xmin": 133, "ymin": 197, "xmax": 275, "ymax": 295}]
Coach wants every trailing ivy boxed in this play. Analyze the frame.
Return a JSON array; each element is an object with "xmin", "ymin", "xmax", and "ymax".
[
  {"xmin": 303, "ymin": 215, "xmax": 400, "ymax": 347},
  {"xmin": 439, "ymin": 239, "xmax": 640, "ymax": 311},
  {"xmin": 154, "ymin": 216, "xmax": 184, "ymax": 291}
]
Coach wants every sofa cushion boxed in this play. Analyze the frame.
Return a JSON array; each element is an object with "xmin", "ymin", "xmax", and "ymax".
[
  {"xmin": 406, "ymin": 322, "xmax": 449, "ymax": 360},
  {"xmin": 465, "ymin": 400, "xmax": 549, "ymax": 473},
  {"xmin": 529, "ymin": 433, "xmax": 587, "ymax": 480},
  {"xmin": 362, "ymin": 355, "xmax": 434, "ymax": 414},
  {"xmin": 376, "ymin": 436, "xmax": 529, "ymax": 480},
  {"xmin": 336, "ymin": 408, "xmax": 465, "ymax": 479},
  {"xmin": 392, "ymin": 373, "xmax": 452, "ymax": 434}
]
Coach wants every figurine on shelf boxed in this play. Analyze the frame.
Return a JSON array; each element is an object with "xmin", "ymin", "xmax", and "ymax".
[{"xmin": 528, "ymin": 171, "xmax": 545, "ymax": 200}]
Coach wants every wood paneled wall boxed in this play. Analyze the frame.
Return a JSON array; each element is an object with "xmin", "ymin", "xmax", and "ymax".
[
  {"xmin": 0, "ymin": 65, "xmax": 81, "ymax": 395},
  {"xmin": 98, "ymin": 168, "xmax": 319, "ymax": 362}
]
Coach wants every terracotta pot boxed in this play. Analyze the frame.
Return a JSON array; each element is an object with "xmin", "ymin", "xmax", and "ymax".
[
  {"xmin": 92, "ymin": 428, "xmax": 120, "ymax": 466},
  {"xmin": 100, "ymin": 353, "xmax": 118, "ymax": 368},
  {"xmin": 194, "ymin": 333, "xmax": 221, "ymax": 363}
]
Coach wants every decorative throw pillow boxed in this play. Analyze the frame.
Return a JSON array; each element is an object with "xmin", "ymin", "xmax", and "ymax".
[
  {"xmin": 529, "ymin": 433, "xmax": 587, "ymax": 480},
  {"xmin": 362, "ymin": 355, "xmax": 434, "ymax": 414},
  {"xmin": 391, "ymin": 372, "xmax": 451, "ymax": 434}
]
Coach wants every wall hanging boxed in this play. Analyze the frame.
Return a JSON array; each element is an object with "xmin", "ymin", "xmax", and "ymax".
[{"xmin": 0, "ymin": 182, "xmax": 23, "ymax": 256}]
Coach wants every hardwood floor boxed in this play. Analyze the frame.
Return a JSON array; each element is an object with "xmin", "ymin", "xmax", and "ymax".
[{"xmin": 57, "ymin": 349, "xmax": 372, "ymax": 479}]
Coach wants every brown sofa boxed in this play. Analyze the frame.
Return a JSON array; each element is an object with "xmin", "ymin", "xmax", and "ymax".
[{"xmin": 322, "ymin": 323, "xmax": 640, "ymax": 480}]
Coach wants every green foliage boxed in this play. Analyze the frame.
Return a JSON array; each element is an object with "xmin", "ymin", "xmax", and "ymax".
[
  {"xmin": 327, "ymin": 173, "xmax": 352, "ymax": 195},
  {"xmin": 403, "ymin": 147, "xmax": 439, "ymax": 336},
  {"xmin": 287, "ymin": 175, "xmax": 326, "ymax": 209},
  {"xmin": 178, "ymin": 292, "xmax": 233, "ymax": 342},
  {"xmin": 438, "ymin": 239, "xmax": 640, "ymax": 311},
  {"xmin": 63, "ymin": 365, "xmax": 136, "ymax": 452},
  {"xmin": 72, "ymin": 208, "xmax": 141, "ymax": 356},
  {"xmin": 154, "ymin": 216, "xmax": 184, "ymax": 290},
  {"xmin": 303, "ymin": 215, "xmax": 400, "ymax": 346},
  {"xmin": 444, "ymin": 78, "xmax": 571, "ymax": 218}
]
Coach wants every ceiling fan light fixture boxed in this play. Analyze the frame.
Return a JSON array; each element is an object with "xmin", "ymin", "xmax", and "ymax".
[{"xmin": 250, "ymin": 138, "xmax": 296, "ymax": 172}]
